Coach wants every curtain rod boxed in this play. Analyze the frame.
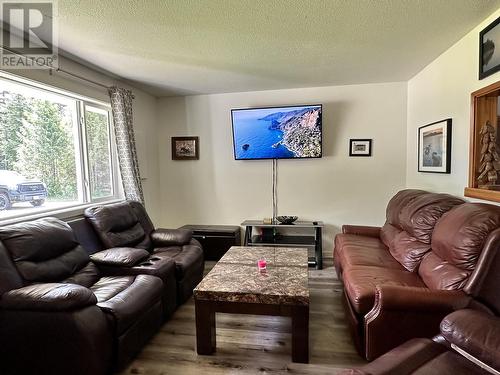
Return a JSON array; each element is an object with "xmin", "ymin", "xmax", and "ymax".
[{"xmin": 1, "ymin": 45, "xmax": 134, "ymax": 97}]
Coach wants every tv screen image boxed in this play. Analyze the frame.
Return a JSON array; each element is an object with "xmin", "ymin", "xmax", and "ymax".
[{"xmin": 231, "ymin": 104, "xmax": 322, "ymax": 160}]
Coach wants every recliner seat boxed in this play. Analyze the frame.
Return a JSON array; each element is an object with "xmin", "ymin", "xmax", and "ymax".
[
  {"xmin": 0, "ymin": 218, "xmax": 164, "ymax": 375},
  {"xmin": 84, "ymin": 201, "xmax": 204, "ymax": 305}
]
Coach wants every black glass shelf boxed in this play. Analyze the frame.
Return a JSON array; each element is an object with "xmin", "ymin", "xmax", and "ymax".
[{"xmin": 249, "ymin": 235, "xmax": 316, "ymax": 247}]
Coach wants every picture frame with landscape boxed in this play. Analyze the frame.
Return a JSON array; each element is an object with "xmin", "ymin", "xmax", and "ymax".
[
  {"xmin": 418, "ymin": 119, "xmax": 451, "ymax": 173},
  {"xmin": 480, "ymin": 16, "xmax": 500, "ymax": 79},
  {"xmin": 171, "ymin": 136, "xmax": 199, "ymax": 160},
  {"xmin": 349, "ymin": 139, "xmax": 372, "ymax": 157}
]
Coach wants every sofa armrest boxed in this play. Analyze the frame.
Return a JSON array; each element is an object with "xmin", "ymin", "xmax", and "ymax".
[
  {"xmin": 0, "ymin": 304, "xmax": 112, "ymax": 374},
  {"xmin": 338, "ymin": 338, "xmax": 447, "ymax": 375},
  {"xmin": 151, "ymin": 228, "xmax": 192, "ymax": 247},
  {"xmin": 342, "ymin": 225, "xmax": 381, "ymax": 238},
  {"xmin": 363, "ymin": 286, "xmax": 471, "ymax": 360},
  {"xmin": 441, "ymin": 309, "xmax": 500, "ymax": 370},
  {"xmin": 90, "ymin": 247, "xmax": 149, "ymax": 267},
  {"xmin": 374, "ymin": 286, "xmax": 470, "ymax": 312},
  {"xmin": 0, "ymin": 283, "xmax": 96, "ymax": 311}
]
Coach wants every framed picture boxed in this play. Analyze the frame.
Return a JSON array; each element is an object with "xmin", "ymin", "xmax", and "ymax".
[
  {"xmin": 418, "ymin": 119, "xmax": 451, "ymax": 173},
  {"xmin": 349, "ymin": 139, "xmax": 372, "ymax": 157},
  {"xmin": 171, "ymin": 136, "xmax": 199, "ymax": 160},
  {"xmin": 480, "ymin": 16, "xmax": 500, "ymax": 79}
]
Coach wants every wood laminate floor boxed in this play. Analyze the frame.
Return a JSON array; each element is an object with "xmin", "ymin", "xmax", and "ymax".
[{"xmin": 119, "ymin": 258, "xmax": 365, "ymax": 375}]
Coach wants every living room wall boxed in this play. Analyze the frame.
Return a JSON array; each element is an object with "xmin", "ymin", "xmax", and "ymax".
[
  {"xmin": 157, "ymin": 82, "xmax": 407, "ymax": 251},
  {"xmin": 406, "ymin": 8, "xmax": 500, "ymax": 197}
]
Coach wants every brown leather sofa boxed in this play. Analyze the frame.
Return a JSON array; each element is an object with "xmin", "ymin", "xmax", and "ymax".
[
  {"xmin": 0, "ymin": 217, "xmax": 164, "ymax": 375},
  {"xmin": 84, "ymin": 201, "xmax": 204, "ymax": 305},
  {"xmin": 334, "ymin": 189, "xmax": 500, "ymax": 360},
  {"xmin": 340, "ymin": 228, "xmax": 500, "ymax": 374}
]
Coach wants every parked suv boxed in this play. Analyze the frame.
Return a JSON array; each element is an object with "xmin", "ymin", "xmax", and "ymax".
[{"xmin": 0, "ymin": 170, "xmax": 47, "ymax": 210}]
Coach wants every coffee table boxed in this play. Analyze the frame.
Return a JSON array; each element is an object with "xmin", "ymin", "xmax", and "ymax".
[{"xmin": 193, "ymin": 246, "xmax": 310, "ymax": 363}]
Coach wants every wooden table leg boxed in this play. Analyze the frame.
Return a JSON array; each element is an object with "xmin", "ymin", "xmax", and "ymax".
[
  {"xmin": 195, "ymin": 299, "xmax": 216, "ymax": 355},
  {"xmin": 315, "ymin": 226, "xmax": 323, "ymax": 270},
  {"xmin": 291, "ymin": 305, "xmax": 309, "ymax": 363}
]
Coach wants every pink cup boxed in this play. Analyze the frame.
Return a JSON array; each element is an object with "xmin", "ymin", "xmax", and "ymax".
[{"xmin": 257, "ymin": 259, "xmax": 267, "ymax": 271}]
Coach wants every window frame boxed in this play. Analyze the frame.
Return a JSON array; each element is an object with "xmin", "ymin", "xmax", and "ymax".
[
  {"xmin": 80, "ymin": 101, "xmax": 120, "ymax": 203},
  {"xmin": 0, "ymin": 72, "xmax": 124, "ymax": 224}
]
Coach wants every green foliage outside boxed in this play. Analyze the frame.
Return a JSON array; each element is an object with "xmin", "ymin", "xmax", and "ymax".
[
  {"xmin": 86, "ymin": 110, "xmax": 112, "ymax": 199},
  {"xmin": 0, "ymin": 91, "xmax": 78, "ymax": 200}
]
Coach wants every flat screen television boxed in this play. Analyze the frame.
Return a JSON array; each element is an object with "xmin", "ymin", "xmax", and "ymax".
[{"xmin": 231, "ymin": 104, "xmax": 322, "ymax": 160}]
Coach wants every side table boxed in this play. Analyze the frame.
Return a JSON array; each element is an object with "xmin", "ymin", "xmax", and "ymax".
[
  {"xmin": 179, "ymin": 225, "xmax": 241, "ymax": 261},
  {"xmin": 241, "ymin": 220, "xmax": 323, "ymax": 270}
]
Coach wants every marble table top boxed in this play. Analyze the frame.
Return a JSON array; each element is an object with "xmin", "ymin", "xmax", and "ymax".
[{"xmin": 194, "ymin": 246, "xmax": 309, "ymax": 306}]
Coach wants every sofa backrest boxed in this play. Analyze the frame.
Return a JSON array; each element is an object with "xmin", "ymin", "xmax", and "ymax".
[
  {"xmin": 380, "ymin": 189, "xmax": 465, "ymax": 272},
  {"xmin": 466, "ymin": 227, "xmax": 500, "ymax": 315},
  {"xmin": 84, "ymin": 201, "xmax": 152, "ymax": 250},
  {"xmin": 0, "ymin": 218, "xmax": 91, "ymax": 284},
  {"xmin": 0, "ymin": 242, "xmax": 23, "ymax": 294},
  {"xmin": 129, "ymin": 201, "xmax": 155, "ymax": 238},
  {"xmin": 418, "ymin": 203, "xmax": 500, "ymax": 292},
  {"xmin": 68, "ymin": 217, "xmax": 104, "ymax": 254}
]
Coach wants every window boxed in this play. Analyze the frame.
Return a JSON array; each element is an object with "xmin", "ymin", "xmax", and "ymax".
[
  {"xmin": 0, "ymin": 75, "xmax": 121, "ymax": 220},
  {"xmin": 84, "ymin": 104, "xmax": 115, "ymax": 200}
]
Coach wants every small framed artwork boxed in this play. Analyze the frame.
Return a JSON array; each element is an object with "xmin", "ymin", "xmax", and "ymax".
[
  {"xmin": 171, "ymin": 136, "xmax": 199, "ymax": 160},
  {"xmin": 479, "ymin": 16, "xmax": 500, "ymax": 79},
  {"xmin": 418, "ymin": 119, "xmax": 452, "ymax": 173},
  {"xmin": 349, "ymin": 139, "xmax": 372, "ymax": 157}
]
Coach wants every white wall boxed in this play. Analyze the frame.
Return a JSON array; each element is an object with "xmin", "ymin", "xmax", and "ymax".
[
  {"xmin": 406, "ymin": 9, "xmax": 500, "ymax": 196},
  {"xmin": 1, "ymin": 57, "xmax": 162, "ymax": 223},
  {"xmin": 157, "ymin": 82, "xmax": 407, "ymax": 252}
]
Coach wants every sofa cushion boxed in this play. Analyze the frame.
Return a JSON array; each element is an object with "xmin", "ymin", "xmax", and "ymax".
[
  {"xmin": 92, "ymin": 275, "xmax": 162, "ymax": 334},
  {"xmin": 379, "ymin": 223, "xmax": 400, "ymax": 249},
  {"xmin": 154, "ymin": 244, "xmax": 204, "ymax": 280},
  {"xmin": 389, "ymin": 232, "xmax": 431, "ymax": 272},
  {"xmin": 128, "ymin": 201, "xmax": 155, "ymax": 238},
  {"xmin": 90, "ymin": 248, "xmax": 149, "ymax": 267},
  {"xmin": 382, "ymin": 193, "xmax": 464, "ymax": 273},
  {"xmin": 63, "ymin": 262, "xmax": 101, "ymax": 288},
  {"xmin": 151, "ymin": 229, "xmax": 193, "ymax": 247},
  {"xmin": 420, "ymin": 203, "xmax": 500, "ymax": 290},
  {"xmin": 440, "ymin": 309, "xmax": 500, "ymax": 370},
  {"xmin": 16, "ymin": 246, "xmax": 90, "ymax": 283},
  {"xmin": 0, "ymin": 218, "xmax": 90, "ymax": 283},
  {"xmin": 385, "ymin": 189, "xmax": 428, "ymax": 228},
  {"xmin": 399, "ymin": 193, "xmax": 465, "ymax": 245},
  {"xmin": 335, "ymin": 234, "xmax": 403, "ymax": 270},
  {"xmin": 343, "ymin": 266, "xmax": 425, "ymax": 314},
  {"xmin": 418, "ymin": 252, "xmax": 470, "ymax": 290},
  {"xmin": 0, "ymin": 242, "xmax": 23, "ymax": 294},
  {"xmin": 1, "ymin": 283, "xmax": 96, "ymax": 311},
  {"xmin": 0, "ymin": 218, "xmax": 80, "ymax": 262},
  {"xmin": 431, "ymin": 204, "xmax": 500, "ymax": 271},
  {"xmin": 84, "ymin": 203, "xmax": 147, "ymax": 249}
]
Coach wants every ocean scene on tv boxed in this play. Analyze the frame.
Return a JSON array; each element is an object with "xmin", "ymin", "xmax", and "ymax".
[{"xmin": 232, "ymin": 105, "xmax": 322, "ymax": 159}]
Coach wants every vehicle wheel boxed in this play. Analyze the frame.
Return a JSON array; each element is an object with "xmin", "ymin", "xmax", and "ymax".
[
  {"xmin": 30, "ymin": 199, "xmax": 45, "ymax": 207},
  {"xmin": 0, "ymin": 192, "xmax": 11, "ymax": 210}
]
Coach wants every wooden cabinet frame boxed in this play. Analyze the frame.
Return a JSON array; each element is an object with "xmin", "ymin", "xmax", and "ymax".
[{"xmin": 465, "ymin": 80, "xmax": 500, "ymax": 202}]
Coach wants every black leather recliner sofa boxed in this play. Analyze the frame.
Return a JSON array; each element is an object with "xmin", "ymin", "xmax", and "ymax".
[
  {"xmin": 0, "ymin": 201, "xmax": 205, "ymax": 375},
  {"xmin": 83, "ymin": 201, "xmax": 205, "ymax": 305},
  {"xmin": 0, "ymin": 217, "xmax": 164, "ymax": 375}
]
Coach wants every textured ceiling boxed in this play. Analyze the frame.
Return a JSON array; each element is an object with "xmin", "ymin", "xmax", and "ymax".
[{"xmin": 57, "ymin": 0, "xmax": 500, "ymax": 96}]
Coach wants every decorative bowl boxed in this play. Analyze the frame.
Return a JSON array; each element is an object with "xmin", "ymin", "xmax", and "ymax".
[{"xmin": 276, "ymin": 216, "xmax": 298, "ymax": 224}]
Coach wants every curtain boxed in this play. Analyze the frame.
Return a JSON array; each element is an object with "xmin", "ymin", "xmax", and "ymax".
[{"xmin": 108, "ymin": 86, "xmax": 145, "ymax": 204}]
